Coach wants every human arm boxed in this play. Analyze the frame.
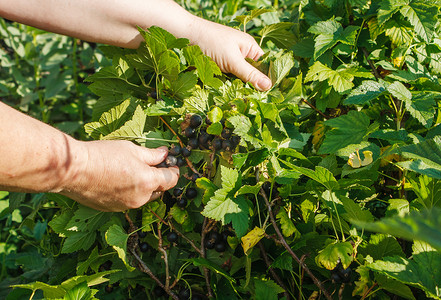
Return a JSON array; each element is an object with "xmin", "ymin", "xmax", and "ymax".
[
  {"xmin": 0, "ymin": 102, "xmax": 179, "ymax": 212},
  {"xmin": 0, "ymin": 0, "xmax": 271, "ymax": 91}
]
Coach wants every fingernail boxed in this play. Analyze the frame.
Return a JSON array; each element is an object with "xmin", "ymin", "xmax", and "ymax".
[{"xmin": 257, "ymin": 77, "xmax": 272, "ymax": 91}]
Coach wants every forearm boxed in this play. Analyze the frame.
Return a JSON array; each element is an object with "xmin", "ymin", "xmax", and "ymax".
[
  {"xmin": 0, "ymin": 0, "xmax": 200, "ymax": 48},
  {"xmin": 0, "ymin": 102, "xmax": 83, "ymax": 193}
]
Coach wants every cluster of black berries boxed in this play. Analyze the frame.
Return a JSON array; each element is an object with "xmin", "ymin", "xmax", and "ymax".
[
  {"xmin": 204, "ymin": 230, "xmax": 232, "ymax": 253},
  {"xmin": 331, "ymin": 262, "xmax": 352, "ymax": 284}
]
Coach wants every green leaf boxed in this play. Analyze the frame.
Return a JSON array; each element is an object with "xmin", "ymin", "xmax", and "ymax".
[
  {"xmin": 259, "ymin": 22, "xmax": 296, "ymax": 49},
  {"xmin": 344, "ymin": 80, "xmax": 386, "ymax": 105},
  {"xmin": 254, "ymin": 278, "xmax": 284, "ymax": 300},
  {"xmin": 12, "ymin": 282, "xmax": 65, "ymax": 299},
  {"xmin": 319, "ymin": 110, "xmax": 370, "ymax": 154},
  {"xmin": 49, "ymin": 209, "xmax": 75, "ymax": 235},
  {"xmin": 288, "ymin": 165, "xmax": 339, "ymax": 190},
  {"xmin": 384, "ymin": 17, "xmax": 413, "ymax": 46},
  {"xmin": 103, "ymin": 105, "xmax": 146, "ymax": 141},
  {"xmin": 105, "ymin": 224, "xmax": 135, "ymax": 271},
  {"xmin": 375, "ymin": 274, "xmax": 416, "ymax": 300},
  {"xmin": 268, "ymin": 51, "xmax": 295, "ymax": 87},
  {"xmin": 387, "ymin": 81, "xmax": 411, "ymax": 102},
  {"xmin": 207, "ymin": 122, "xmax": 223, "ymax": 135},
  {"xmin": 62, "ymin": 231, "xmax": 96, "ymax": 254},
  {"xmin": 308, "ymin": 19, "xmax": 359, "ymax": 59},
  {"xmin": 168, "ymin": 72, "xmax": 197, "ymax": 99},
  {"xmin": 228, "ymin": 115, "xmax": 262, "ymax": 148},
  {"xmin": 207, "ymin": 107, "xmax": 223, "ymax": 123},
  {"xmin": 196, "ymin": 177, "xmax": 217, "ymax": 205},
  {"xmin": 410, "ymin": 175, "xmax": 441, "ymax": 209},
  {"xmin": 225, "ymin": 196, "xmax": 249, "ymax": 238},
  {"xmin": 400, "ymin": 1, "xmax": 436, "ymax": 43},
  {"xmin": 63, "ymin": 282, "xmax": 93, "ymax": 300},
  {"xmin": 305, "ymin": 62, "xmax": 373, "ymax": 93},
  {"xmin": 235, "ymin": 183, "xmax": 263, "ymax": 197},
  {"xmin": 316, "ymin": 241, "xmax": 354, "ymax": 270},
  {"xmin": 360, "ymin": 234, "xmax": 405, "ymax": 261},
  {"xmin": 189, "ymin": 257, "xmax": 235, "ymax": 284},
  {"xmin": 276, "ymin": 209, "xmax": 299, "ymax": 238},
  {"xmin": 65, "ymin": 206, "xmax": 110, "ymax": 232},
  {"xmin": 338, "ymin": 194, "xmax": 374, "ymax": 223},
  {"xmin": 170, "ymin": 205, "xmax": 188, "ymax": 224},
  {"xmin": 368, "ymin": 241, "xmax": 441, "ymax": 299},
  {"xmin": 355, "ymin": 207, "xmax": 441, "ymax": 252},
  {"xmin": 234, "ymin": 8, "xmax": 274, "ymax": 27},
  {"xmin": 405, "ymin": 92, "xmax": 436, "ymax": 128},
  {"xmin": 84, "ymin": 99, "xmax": 134, "ymax": 139},
  {"xmin": 396, "ymin": 137, "xmax": 441, "ymax": 179}
]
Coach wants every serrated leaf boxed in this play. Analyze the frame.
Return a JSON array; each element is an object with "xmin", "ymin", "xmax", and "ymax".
[
  {"xmin": 384, "ymin": 18, "xmax": 413, "ymax": 46},
  {"xmin": 319, "ymin": 110, "xmax": 370, "ymax": 154},
  {"xmin": 387, "ymin": 81, "xmax": 411, "ymax": 101},
  {"xmin": 61, "ymin": 231, "xmax": 96, "ymax": 254},
  {"xmin": 12, "ymin": 282, "xmax": 65, "ymax": 298},
  {"xmin": 276, "ymin": 209, "xmax": 299, "ymax": 238},
  {"xmin": 305, "ymin": 62, "xmax": 373, "ymax": 93},
  {"xmin": 360, "ymin": 234, "xmax": 405, "ymax": 261},
  {"xmin": 356, "ymin": 207, "xmax": 441, "ymax": 252},
  {"xmin": 405, "ymin": 92, "xmax": 436, "ymax": 128},
  {"xmin": 235, "ymin": 183, "xmax": 263, "ymax": 197},
  {"xmin": 400, "ymin": 2, "xmax": 436, "ymax": 43},
  {"xmin": 288, "ymin": 165, "xmax": 339, "ymax": 190},
  {"xmin": 65, "ymin": 206, "xmax": 110, "ymax": 232},
  {"xmin": 338, "ymin": 194, "xmax": 374, "ymax": 223},
  {"xmin": 228, "ymin": 115, "xmax": 262, "ymax": 148},
  {"xmin": 207, "ymin": 106, "xmax": 223, "ymax": 123},
  {"xmin": 254, "ymin": 278, "xmax": 284, "ymax": 300},
  {"xmin": 410, "ymin": 175, "xmax": 441, "ymax": 209},
  {"xmin": 168, "ymin": 72, "xmax": 197, "ymax": 99},
  {"xmin": 268, "ymin": 51, "xmax": 295, "ymax": 87},
  {"xmin": 103, "ymin": 105, "xmax": 146, "ymax": 141},
  {"xmin": 49, "ymin": 209, "xmax": 75, "ymax": 235},
  {"xmin": 396, "ymin": 137, "xmax": 441, "ymax": 179},
  {"xmin": 170, "ymin": 205, "xmax": 188, "ymax": 224},
  {"xmin": 368, "ymin": 241, "xmax": 441, "ymax": 299},
  {"xmin": 259, "ymin": 22, "xmax": 296, "ymax": 49},
  {"xmin": 142, "ymin": 200, "xmax": 166, "ymax": 229},
  {"xmin": 63, "ymin": 282, "xmax": 93, "ymax": 300},
  {"xmin": 316, "ymin": 241, "xmax": 354, "ymax": 270},
  {"xmin": 105, "ymin": 224, "xmax": 134, "ymax": 271},
  {"xmin": 241, "ymin": 226, "xmax": 265, "ymax": 255},
  {"xmin": 344, "ymin": 80, "xmax": 386, "ymax": 105},
  {"xmin": 234, "ymin": 8, "xmax": 274, "ymax": 26},
  {"xmin": 225, "ymin": 196, "xmax": 249, "ymax": 238},
  {"xmin": 207, "ymin": 122, "xmax": 223, "ymax": 135}
]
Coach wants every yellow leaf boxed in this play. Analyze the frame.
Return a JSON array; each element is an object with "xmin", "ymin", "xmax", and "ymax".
[
  {"xmin": 241, "ymin": 226, "xmax": 265, "ymax": 255},
  {"xmin": 361, "ymin": 150, "xmax": 373, "ymax": 166},
  {"xmin": 348, "ymin": 150, "xmax": 373, "ymax": 168}
]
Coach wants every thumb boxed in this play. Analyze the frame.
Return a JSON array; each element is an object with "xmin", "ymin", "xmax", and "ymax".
[
  {"xmin": 139, "ymin": 146, "xmax": 168, "ymax": 166},
  {"xmin": 230, "ymin": 55, "xmax": 272, "ymax": 91}
]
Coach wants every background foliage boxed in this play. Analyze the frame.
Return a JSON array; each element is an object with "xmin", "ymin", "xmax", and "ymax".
[{"xmin": 1, "ymin": 0, "xmax": 441, "ymax": 299}]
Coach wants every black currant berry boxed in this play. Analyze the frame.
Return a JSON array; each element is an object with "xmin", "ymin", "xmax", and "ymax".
[
  {"xmin": 105, "ymin": 284, "xmax": 113, "ymax": 293},
  {"xmin": 153, "ymin": 286, "xmax": 165, "ymax": 297},
  {"xmin": 167, "ymin": 232, "xmax": 179, "ymax": 243},
  {"xmin": 181, "ymin": 147, "xmax": 191, "ymax": 157},
  {"xmin": 179, "ymin": 288, "xmax": 190, "ymax": 300},
  {"xmin": 221, "ymin": 230, "xmax": 232, "ymax": 242},
  {"xmin": 198, "ymin": 131, "xmax": 209, "ymax": 147},
  {"xmin": 173, "ymin": 188, "xmax": 183, "ymax": 197},
  {"xmin": 176, "ymin": 156, "xmax": 187, "ymax": 167},
  {"xmin": 165, "ymin": 155, "xmax": 177, "ymax": 167},
  {"xmin": 189, "ymin": 114, "xmax": 203, "ymax": 129},
  {"xmin": 339, "ymin": 267, "xmax": 352, "ymax": 283},
  {"xmin": 208, "ymin": 231, "xmax": 220, "ymax": 243},
  {"xmin": 331, "ymin": 272, "xmax": 342, "ymax": 283},
  {"xmin": 231, "ymin": 135, "xmax": 241, "ymax": 147},
  {"xmin": 177, "ymin": 198, "xmax": 188, "ymax": 208},
  {"xmin": 188, "ymin": 138, "xmax": 199, "ymax": 149},
  {"xmin": 169, "ymin": 145, "xmax": 182, "ymax": 156},
  {"xmin": 212, "ymin": 138, "xmax": 222, "ymax": 150},
  {"xmin": 150, "ymin": 90, "xmax": 158, "ymax": 99},
  {"xmin": 222, "ymin": 139, "xmax": 233, "ymax": 151},
  {"xmin": 205, "ymin": 117, "xmax": 212, "ymax": 125},
  {"xmin": 214, "ymin": 241, "xmax": 227, "ymax": 253},
  {"xmin": 138, "ymin": 230, "xmax": 147, "ymax": 238},
  {"xmin": 140, "ymin": 242, "xmax": 149, "ymax": 252},
  {"xmin": 184, "ymin": 127, "xmax": 196, "ymax": 138},
  {"xmin": 190, "ymin": 173, "xmax": 201, "ymax": 182},
  {"xmin": 99, "ymin": 260, "xmax": 112, "ymax": 272},
  {"xmin": 221, "ymin": 128, "xmax": 232, "ymax": 139},
  {"xmin": 185, "ymin": 187, "xmax": 197, "ymax": 199},
  {"xmin": 204, "ymin": 239, "xmax": 215, "ymax": 249},
  {"xmin": 156, "ymin": 161, "xmax": 167, "ymax": 168}
]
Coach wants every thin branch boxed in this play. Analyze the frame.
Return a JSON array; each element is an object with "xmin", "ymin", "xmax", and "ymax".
[
  {"xmin": 361, "ymin": 282, "xmax": 378, "ymax": 300},
  {"xmin": 149, "ymin": 209, "xmax": 203, "ymax": 256},
  {"xmin": 259, "ymin": 188, "xmax": 332, "ymax": 300},
  {"xmin": 129, "ymin": 249, "xmax": 179, "ymax": 300},
  {"xmin": 157, "ymin": 226, "xmax": 170, "ymax": 290},
  {"xmin": 361, "ymin": 47, "xmax": 381, "ymax": 80},
  {"xmin": 301, "ymin": 98, "xmax": 330, "ymax": 120},
  {"xmin": 258, "ymin": 242, "xmax": 291, "ymax": 300},
  {"xmin": 159, "ymin": 116, "xmax": 201, "ymax": 176},
  {"xmin": 200, "ymin": 217, "xmax": 214, "ymax": 298}
]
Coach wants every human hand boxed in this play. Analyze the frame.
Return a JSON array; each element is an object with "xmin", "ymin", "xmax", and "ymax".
[
  {"xmin": 191, "ymin": 18, "xmax": 272, "ymax": 91},
  {"xmin": 59, "ymin": 141, "xmax": 179, "ymax": 212}
]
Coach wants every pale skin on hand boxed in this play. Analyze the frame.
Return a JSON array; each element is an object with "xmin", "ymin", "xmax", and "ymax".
[{"xmin": 0, "ymin": 0, "xmax": 271, "ymax": 211}]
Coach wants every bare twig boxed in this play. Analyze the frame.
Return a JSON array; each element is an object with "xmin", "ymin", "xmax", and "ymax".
[
  {"xmin": 157, "ymin": 226, "xmax": 170, "ymax": 290},
  {"xmin": 361, "ymin": 47, "xmax": 381, "ymax": 80},
  {"xmin": 361, "ymin": 282, "xmax": 378, "ymax": 300},
  {"xmin": 301, "ymin": 98, "xmax": 330, "ymax": 120},
  {"xmin": 149, "ymin": 209, "xmax": 203, "ymax": 255},
  {"xmin": 130, "ymin": 249, "xmax": 179, "ymax": 300},
  {"xmin": 259, "ymin": 188, "xmax": 332, "ymax": 300},
  {"xmin": 258, "ymin": 242, "xmax": 291, "ymax": 300},
  {"xmin": 159, "ymin": 116, "xmax": 201, "ymax": 176},
  {"xmin": 200, "ymin": 217, "xmax": 214, "ymax": 298}
]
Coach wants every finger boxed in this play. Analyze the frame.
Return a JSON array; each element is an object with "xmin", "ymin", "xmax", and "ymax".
[
  {"xmin": 151, "ymin": 166, "xmax": 180, "ymax": 191},
  {"xmin": 140, "ymin": 146, "xmax": 169, "ymax": 166},
  {"xmin": 230, "ymin": 53, "xmax": 272, "ymax": 91},
  {"xmin": 149, "ymin": 191, "xmax": 163, "ymax": 201}
]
